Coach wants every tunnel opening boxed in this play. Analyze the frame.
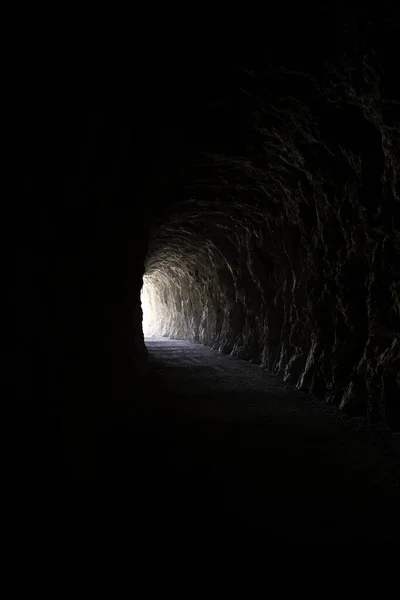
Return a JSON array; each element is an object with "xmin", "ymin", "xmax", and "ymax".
[
  {"xmin": 142, "ymin": 208, "xmax": 221, "ymax": 344},
  {"xmin": 141, "ymin": 274, "xmax": 164, "ymax": 338},
  {"xmin": 140, "ymin": 271, "xmax": 181, "ymax": 338}
]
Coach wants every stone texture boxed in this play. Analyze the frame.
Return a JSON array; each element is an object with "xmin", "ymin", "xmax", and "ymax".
[{"xmin": 142, "ymin": 10, "xmax": 400, "ymax": 429}]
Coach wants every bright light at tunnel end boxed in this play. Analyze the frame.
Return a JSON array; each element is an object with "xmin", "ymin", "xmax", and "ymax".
[
  {"xmin": 141, "ymin": 274, "xmax": 169, "ymax": 337},
  {"xmin": 141, "ymin": 277, "xmax": 156, "ymax": 336}
]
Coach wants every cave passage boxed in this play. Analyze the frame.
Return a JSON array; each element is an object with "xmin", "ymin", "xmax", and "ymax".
[{"xmin": 20, "ymin": 7, "xmax": 400, "ymax": 546}]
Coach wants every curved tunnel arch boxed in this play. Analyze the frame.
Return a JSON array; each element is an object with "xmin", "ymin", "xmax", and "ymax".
[{"xmin": 136, "ymin": 40, "xmax": 400, "ymax": 429}]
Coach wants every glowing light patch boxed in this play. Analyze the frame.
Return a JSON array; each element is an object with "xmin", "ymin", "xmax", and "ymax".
[
  {"xmin": 141, "ymin": 274, "xmax": 171, "ymax": 337},
  {"xmin": 141, "ymin": 277, "xmax": 157, "ymax": 336}
]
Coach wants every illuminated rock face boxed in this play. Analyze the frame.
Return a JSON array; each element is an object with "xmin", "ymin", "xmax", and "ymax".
[{"xmin": 140, "ymin": 13, "xmax": 400, "ymax": 429}]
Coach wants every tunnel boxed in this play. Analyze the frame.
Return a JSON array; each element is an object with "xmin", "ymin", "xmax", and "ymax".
[{"xmin": 19, "ymin": 6, "xmax": 400, "ymax": 544}]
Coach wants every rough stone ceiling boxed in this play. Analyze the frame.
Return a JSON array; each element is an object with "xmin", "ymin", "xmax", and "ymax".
[{"xmin": 140, "ymin": 10, "xmax": 400, "ymax": 428}]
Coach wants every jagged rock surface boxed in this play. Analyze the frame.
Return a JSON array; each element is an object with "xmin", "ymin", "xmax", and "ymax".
[{"xmin": 143, "ymin": 14, "xmax": 400, "ymax": 428}]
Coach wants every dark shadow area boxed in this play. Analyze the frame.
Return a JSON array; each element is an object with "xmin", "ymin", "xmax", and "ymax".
[{"xmin": 57, "ymin": 340, "xmax": 399, "ymax": 546}]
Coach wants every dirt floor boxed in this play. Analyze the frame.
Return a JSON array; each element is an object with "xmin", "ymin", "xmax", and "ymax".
[
  {"xmin": 47, "ymin": 337, "xmax": 400, "ymax": 547},
  {"xmin": 77, "ymin": 337, "xmax": 399, "ymax": 545}
]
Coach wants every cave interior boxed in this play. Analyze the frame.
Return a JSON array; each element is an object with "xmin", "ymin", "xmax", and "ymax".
[{"xmin": 19, "ymin": 7, "xmax": 400, "ymax": 543}]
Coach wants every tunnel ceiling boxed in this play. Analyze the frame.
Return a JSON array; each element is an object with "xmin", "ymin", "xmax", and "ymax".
[{"xmin": 139, "ymin": 8, "xmax": 400, "ymax": 429}]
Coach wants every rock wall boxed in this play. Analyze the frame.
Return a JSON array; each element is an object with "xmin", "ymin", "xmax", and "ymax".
[{"xmin": 143, "ymin": 13, "xmax": 400, "ymax": 429}]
